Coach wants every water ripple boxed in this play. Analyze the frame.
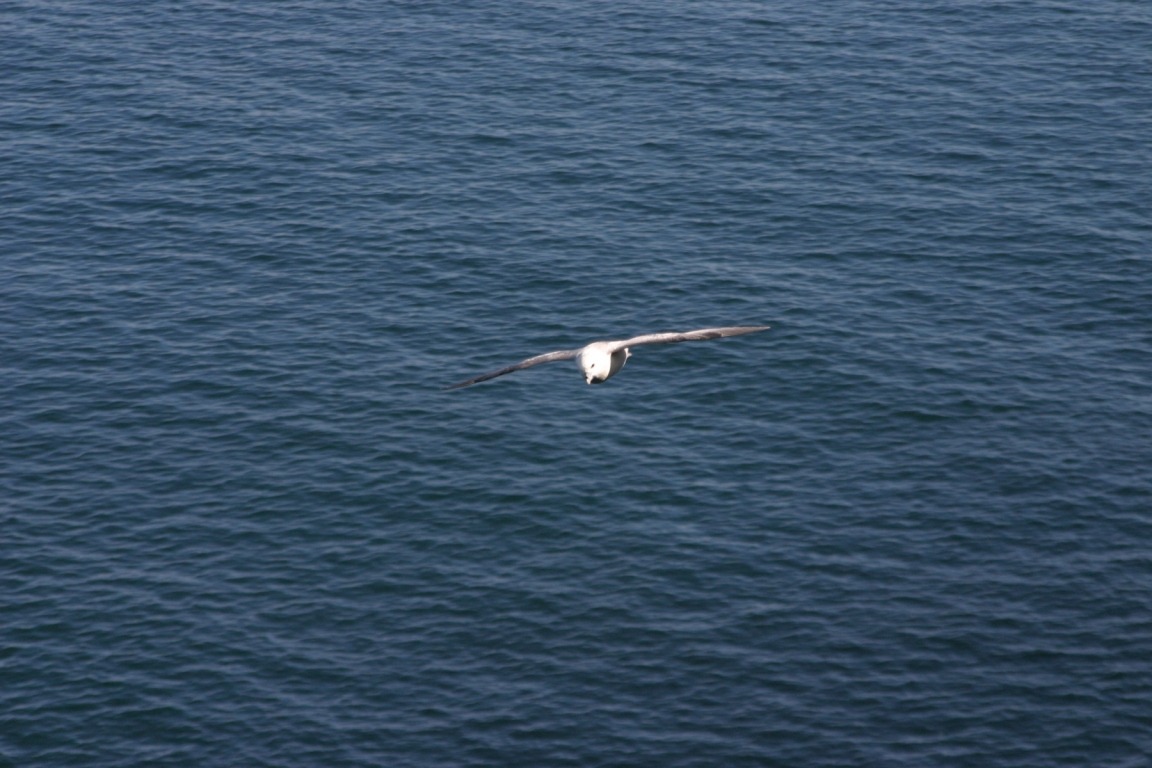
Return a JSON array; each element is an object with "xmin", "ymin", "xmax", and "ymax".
[{"xmin": 4, "ymin": 0, "xmax": 1151, "ymax": 766}]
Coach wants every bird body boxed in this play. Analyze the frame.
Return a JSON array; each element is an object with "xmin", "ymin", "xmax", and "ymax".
[
  {"xmin": 447, "ymin": 325, "xmax": 770, "ymax": 389},
  {"xmin": 578, "ymin": 342, "xmax": 631, "ymax": 384}
]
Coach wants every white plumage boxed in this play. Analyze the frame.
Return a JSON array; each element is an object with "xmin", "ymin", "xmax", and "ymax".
[{"xmin": 446, "ymin": 325, "xmax": 771, "ymax": 389}]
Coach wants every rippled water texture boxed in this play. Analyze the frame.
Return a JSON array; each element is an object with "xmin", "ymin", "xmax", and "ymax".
[{"xmin": 3, "ymin": 1, "xmax": 1151, "ymax": 766}]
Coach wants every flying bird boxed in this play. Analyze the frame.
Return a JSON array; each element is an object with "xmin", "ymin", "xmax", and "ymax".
[{"xmin": 446, "ymin": 325, "xmax": 770, "ymax": 389}]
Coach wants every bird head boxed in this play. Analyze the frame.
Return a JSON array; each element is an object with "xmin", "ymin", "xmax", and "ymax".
[{"xmin": 579, "ymin": 345, "xmax": 614, "ymax": 385}]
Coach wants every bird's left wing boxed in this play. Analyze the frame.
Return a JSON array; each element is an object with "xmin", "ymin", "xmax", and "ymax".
[
  {"xmin": 607, "ymin": 325, "xmax": 770, "ymax": 352},
  {"xmin": 445, "ymin": 348, "xmax": 581, "ymax": 389}
]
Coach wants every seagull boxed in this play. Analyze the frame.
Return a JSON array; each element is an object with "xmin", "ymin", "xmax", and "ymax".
[{"xmin": 446, "ymin": 325, "xmax": 770, "ymax": 389}]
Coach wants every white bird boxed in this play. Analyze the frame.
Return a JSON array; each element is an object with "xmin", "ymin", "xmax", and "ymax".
[{"xmin": 446, "ymin": 325, "xmax": 770, "ymax": 389}]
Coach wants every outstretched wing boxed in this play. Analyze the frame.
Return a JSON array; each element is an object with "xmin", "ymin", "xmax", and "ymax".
[
  {"xmin": 445, "ymin": 348, "xmax": 581, "ymax": 389},
  {"xmin": 607, "ymin": 325, "xmax": 770, "ymax": 352}
]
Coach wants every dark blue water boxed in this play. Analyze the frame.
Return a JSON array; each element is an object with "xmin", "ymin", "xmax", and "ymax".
[{"xmin": 4, "ymin": 2, "xmax": 1151, "ymax": 766}]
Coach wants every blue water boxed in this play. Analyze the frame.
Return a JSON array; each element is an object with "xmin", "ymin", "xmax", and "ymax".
[{"xmin": 4, "ymin": 1, "xmax": 1151, "ymax": 765}]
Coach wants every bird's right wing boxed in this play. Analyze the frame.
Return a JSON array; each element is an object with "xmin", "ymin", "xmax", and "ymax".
[{"xmin": 445, "ymin": 349, "xmax": 581, "ymax": 389}]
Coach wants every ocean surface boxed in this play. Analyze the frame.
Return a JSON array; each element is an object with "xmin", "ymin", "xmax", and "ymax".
[{"xmin": 3, "ymin": 1, "xmax": 1151, "ymax": 766}]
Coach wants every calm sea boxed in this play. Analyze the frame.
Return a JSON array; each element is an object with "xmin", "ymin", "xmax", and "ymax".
[{"xmin": 3, "ymin": 1, "xmax": 1150, "ymax": 766}]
